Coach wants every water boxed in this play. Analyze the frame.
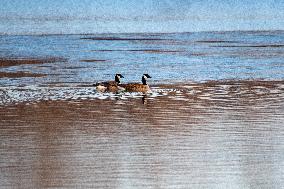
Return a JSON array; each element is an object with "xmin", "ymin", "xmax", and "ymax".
[
  {"xmin": 0, "ymin": 31, "xmax": 283, "ymax": 87},
  {"xmin": 0, "ymin": 31, "xmax": 284, "ymax": 188}
]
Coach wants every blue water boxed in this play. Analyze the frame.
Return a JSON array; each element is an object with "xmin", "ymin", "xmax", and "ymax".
[{"xmin": 0, "ymin": 31, "xmax": 284, "ymax": 87}]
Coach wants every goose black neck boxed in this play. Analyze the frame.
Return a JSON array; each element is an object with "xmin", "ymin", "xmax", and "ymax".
[
  {"xmin": 142, "ymin": 76, "xmax": 147, "ymax": 85},
  {"xmin": 115, "ymin": 75, "xmax": 120, "ymax": 83}
]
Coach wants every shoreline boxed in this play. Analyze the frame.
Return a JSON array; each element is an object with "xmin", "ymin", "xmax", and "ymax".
[{"xmin": 1, "ymin": 29, "xmax": 284, "ymax": 36}]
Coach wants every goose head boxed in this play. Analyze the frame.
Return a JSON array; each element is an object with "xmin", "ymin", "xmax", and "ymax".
[
  {"xmin": 115, "ymin": 74, "xmax": 124, "ymax": 84},
  {"xmin": 142, "ymin": 74, "xmax": 151, "ymax": 85}
]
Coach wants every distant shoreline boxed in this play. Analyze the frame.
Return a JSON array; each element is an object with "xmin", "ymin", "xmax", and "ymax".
[{"xmin": 1, "ymin": 30, "xmax": 284, "ymax": 36}]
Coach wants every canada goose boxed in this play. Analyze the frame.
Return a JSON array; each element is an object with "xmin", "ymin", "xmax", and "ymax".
[
  {"xmin": 93, "ymin": 74, "xmax": 124, "ymax": 93},
  {"xmin": 120, "ymin": 74, "xmax": 152, "ymax": 93}
]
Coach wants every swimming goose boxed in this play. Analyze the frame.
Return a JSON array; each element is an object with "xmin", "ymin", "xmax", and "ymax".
[
  {"xmin": 93, "ymin": 74, "xmax": 124, "ymax": 92},
  {"xmin": 120, "ymin": 74, "xmax": 152, "ymax": 93}
]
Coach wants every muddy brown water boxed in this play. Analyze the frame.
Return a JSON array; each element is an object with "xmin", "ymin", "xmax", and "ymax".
[{"xmin": 0, "ymin": 81, "xmax": 283, "ymax": 188}]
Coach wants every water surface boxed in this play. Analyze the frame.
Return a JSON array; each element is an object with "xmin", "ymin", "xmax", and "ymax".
[
  {"xmin": 0, "ymin": 31, "xmax": 283, "ymax": 87},
  {"xmin": 0, "ymin": 31, "xmax": 284, "ymax": 188}
]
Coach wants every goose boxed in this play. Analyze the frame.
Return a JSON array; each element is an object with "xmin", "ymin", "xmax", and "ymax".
[
  {"xmin": 120, "ymin": 74, "xmax": 152, "ymax": 93},
  {"xmin": 93, "ymin": 74, "xmax": 124, "ymax": 93}
]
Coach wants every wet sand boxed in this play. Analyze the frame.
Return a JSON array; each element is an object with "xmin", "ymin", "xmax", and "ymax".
[
  {"xmin": 196, "ymin": 40, "xmax": 237, "ymax": 43},
  {"xmin": 0, "ymin": 58, "xmax": 66, "ymax": 68},
  {"xmin": 80, "ymin": 59, "xmax": 107, "ymax": 63},
  {"xmin": 0, "ymin": 71, "xmax": 45, "ymax": 78},
  {"xmin": 213, "ymin": 44, "xmax": 284, "ymax": 48},
  {"xmin": 80, "ymin": 37, "xmax": 165, "ymax": 41},
  {"xmin": 0, "ymin": 57, "xmax": 66, "ymax": 79},
  {"xmin": 0, "ymin": 80, "xmax": 283, "ymax": 188},
  {"xmin": 92, "ymin": 49, "xmax": 183, "ymax": 53}
]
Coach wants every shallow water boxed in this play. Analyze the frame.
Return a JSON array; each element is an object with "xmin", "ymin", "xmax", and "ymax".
[
  {"xmin": 1, "ymin": 81, "xmax": 284, "ymax": 188},
  {"xmin": 0, "ymin": 31, "xmax": 284, "ymax": 188},
  {"xmin": 0, "ymin": 31, "xmax": 284, "ymax": 87}
]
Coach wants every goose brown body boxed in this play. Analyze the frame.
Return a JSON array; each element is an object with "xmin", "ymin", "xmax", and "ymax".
[
  {"xmin": 120, "ymin": 83, "xmax": 150, "ymax": 93},
  {"xmin": 94, "ymin": 74, "xmax": 124, "ymax": 93},
  {"xmin": 120, "ymin": 74, "xmax": 151, "ymax": 93}
]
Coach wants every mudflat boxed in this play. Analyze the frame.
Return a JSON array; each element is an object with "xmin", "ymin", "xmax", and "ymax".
[
  {"xmin": 0, "ymin": 57, "xmax": 65, "ymax": 67},
  {"xmin": 0, "ymin": 80, "xmax": 283, "ymax": 188}
]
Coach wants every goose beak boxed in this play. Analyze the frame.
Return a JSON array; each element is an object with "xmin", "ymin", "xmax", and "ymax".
[
  {"xmin": 116, "ymin": 74, "xmax": 124, "ymax": 78},
  {"xmin": 144, "ymin": 74, "xmax": 151, "ymax": 78}
]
